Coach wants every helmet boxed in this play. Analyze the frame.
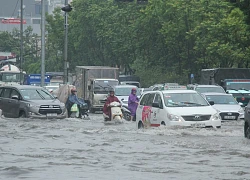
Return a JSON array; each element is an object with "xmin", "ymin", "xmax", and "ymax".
[
  {"xmin": 109, "ymin": 88, "xmax": 114, "ymax": 93},
  {"xmin": 71, "ymin": 88, "xmax": 77, "ymax": 93},
  {"xmin": 131, "ymin": 88, "xmax": 137, "ymax": 92}
]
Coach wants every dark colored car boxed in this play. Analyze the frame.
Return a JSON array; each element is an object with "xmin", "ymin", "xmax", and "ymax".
[{"xmin": 0, "ymin": 85, "xmax": 66, "ymax": 119}]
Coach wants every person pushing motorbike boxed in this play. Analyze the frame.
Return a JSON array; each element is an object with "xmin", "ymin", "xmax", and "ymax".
[
  {"xmin": 66, "ymin": 88, "xmax": 87, "ymax": 118},
  {"xmin": 128, "ymin": 88, "xmax": 139, "ymax": 121},
  {"xmin": 103, "ymin": 88, "xmax": 120, "ymax": 121}
]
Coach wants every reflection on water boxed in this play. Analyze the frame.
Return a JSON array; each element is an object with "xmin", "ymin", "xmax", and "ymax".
[{"xmin": 0, "ymin": 114, "xmax": 249, "ymax": 180}]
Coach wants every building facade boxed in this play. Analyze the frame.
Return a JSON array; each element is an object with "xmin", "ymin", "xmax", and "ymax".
[{"xmin": 0, "ymin": 0, "xmax": 66, "ymax": 35}]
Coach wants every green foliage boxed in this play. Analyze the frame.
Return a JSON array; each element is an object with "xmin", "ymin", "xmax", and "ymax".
[
  {"xmin": 43, "ymin": 0, "xmax": 250, "ymax": 86},
  {"xmin": 0, "ymin": 26, "xmax": 40, "ymax": 73}
]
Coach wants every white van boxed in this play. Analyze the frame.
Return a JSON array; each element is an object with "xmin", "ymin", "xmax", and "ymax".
[{"xmin": 136, "ymin": 90, "xmax": 221, "ymax": 129}]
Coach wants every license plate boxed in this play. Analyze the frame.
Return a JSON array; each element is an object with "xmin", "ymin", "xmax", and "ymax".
[
  {"xmin": 191, "ymin": 123, "xmax": 206, "ymax": 128},
  {"xmin": 224, "ymin": 116, "xmax": 235, "ymax": 119},
  {"xmin": 47, "ymin": 113, "xmax": 57, "ymax": 117}
]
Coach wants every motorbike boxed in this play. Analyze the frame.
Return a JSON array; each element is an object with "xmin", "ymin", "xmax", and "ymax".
[
  {"xmin": 120, "ymin": 99, "xmax": 136, "ymax": 121},
  {"xmin": 103, "ymin": 101, "xmax": 123, "ymax": 124},
  {"xmin": 69, "ymin": 103, "xmax": 90, "ymax": 119}
]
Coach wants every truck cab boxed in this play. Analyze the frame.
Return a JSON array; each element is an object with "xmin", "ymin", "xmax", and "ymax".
[
  {"xmin": 222, "ymin": 79, "xmax": 250, "ymax": 106},
  {"xmin": 88, "ymin": 78, "xmax": 119, "ymax": 113},
  {"xmin": 0, "ymin": 64, "xmax": 25, "ymax": 86}
]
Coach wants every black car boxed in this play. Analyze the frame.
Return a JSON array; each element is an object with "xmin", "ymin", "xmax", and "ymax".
[{"xmin": 244, "ymin": 102, "xmax": 250, "ymax": 139}]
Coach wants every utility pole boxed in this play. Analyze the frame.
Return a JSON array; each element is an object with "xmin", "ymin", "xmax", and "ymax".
[
  {"xmin": 41, "ymin": 0, "xmax": 46, "ymax": 87},
  {"xmin": 63, "ymin": 0, "xmax": 69, "ymax": 84},
  {"xmin": 20, "ymin": 0, "xmax": 23, "ymax": 84}
]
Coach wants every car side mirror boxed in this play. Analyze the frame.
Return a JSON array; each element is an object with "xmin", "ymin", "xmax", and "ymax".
[
  {"xmin": 209, "ymin": 101, "xmax": 214, "ymax": 106},
  {"xmin": 11, "ymin": 95, "xmax": 19, "ymax": 100},
  {"xmin": 238, "ymin": 102, "xmax": 243, "ymax": 106},
  {"xmin": 121, "ymin": 98, "xmax": 124, "ymax": 101},
  {"xmin": 88, "ymin": 85, "xmax": 91, "ymax": 90},
  {"xmin": 152, "ymin": 102, "xmax": 160, "ymax": 108}
]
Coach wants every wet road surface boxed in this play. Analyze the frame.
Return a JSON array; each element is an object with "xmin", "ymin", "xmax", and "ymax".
[{"xmin": 0, "ymin": 113, "xmax": 249, "ymax": 180}]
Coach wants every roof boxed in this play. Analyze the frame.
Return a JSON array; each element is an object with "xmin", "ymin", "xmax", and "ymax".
[
  {"xmin": 202, "ymin": 68, "xmax": 250, "ymax": 71},
  {"xmin": 94, "ymin": 78, "xmax": 118, "ymax": 81},
  {"xmin": 161, "ymin": 90, "xmax": 197, "ymax": 94},
  {"xmin": 195, "ymin": 85, "xmax": 221, "ymax": 87},
  {"xmin": 2, "ymin": 85, "xmax": 44, "ymax": 89},
  {"xmin": 120, "ymin": 81, "xmax": 140, "ymax": 83},
  {"xmin": 201, "ymin": 92, "xmax": 232, "ymax": 96},
  {"xmin": 114, "ymin": 85, "xmax": 138, "ymax": 88},
  {"xmin": 143, "ymin": 90, "xmax": 197, "ymax": 94},
  {"xmin": 76, "ymin": 66, "xmax": 119, "ymax": 70}
]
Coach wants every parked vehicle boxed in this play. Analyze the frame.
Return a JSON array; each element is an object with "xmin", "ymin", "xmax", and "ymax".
[
  {"xmin": 188, "ymin": 84, "xmax": 226, "ymax": 94},
  {"xmin": 103, "ymin": 101, "xmax": 123, "ymax": 124},
  {"xmin": 114, "ymin": 85, "xmax": 140, "ymax": 103},
  {"xmin": 118, "ymin": 75, "xmax": 140, "ymax": 88},
  {"xmin": 74, "ymin": 66, "xmax": 119, "ymax": 113},
  {"xmin": 120, "ymin": 81, "xmax": 140, "ymax": 88},
  {"xmin": 44, "ymin": 85, "xmax": 59, "ymax": 94},
  {"xmin": 23, "ymin": 74, "xmax": 50, "ymax": 86},
  {"xmin": 151, "ymin": 84, "xmax": 164, "ymax": 91},
  {"xmin": 138, "ymin": 88, "xmax": 151, "ymax": 95},
  {"xmin": 136, "ymin": 90, "xmax": 221, "ymax": 129},
  {"xmin": 0, "ymin": 85, "xmax": 67, "ymax": 119},
  {"xmin": 202, "ymin": 93, "xmax": 244, "ymax": 121},
  {"xmin": 0, "ymin": 64, "xmax": 25, "ymax": 86},
  {"xmin": 200, "ymin": 68, "xmax": 250, "ymax": 106}
]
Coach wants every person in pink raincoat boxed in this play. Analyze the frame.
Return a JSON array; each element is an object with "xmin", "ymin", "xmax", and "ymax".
[{"xmin": 128, "ymin": 88, "xmax": 139, "ymax": 121}]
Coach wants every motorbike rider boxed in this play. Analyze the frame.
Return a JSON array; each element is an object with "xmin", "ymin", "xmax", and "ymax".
[
  {"xmin": 103, "ymin": 88, "xmax": 120, "ymax": 121},
  {"xmin": 66, "ymin": 88, "xmax": 86, "ymax": 118}
]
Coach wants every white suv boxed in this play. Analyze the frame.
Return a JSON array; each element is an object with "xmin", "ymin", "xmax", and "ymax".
[{"xmin": 136, "ymin": 90, "xmax": 221, "ymax": 129}]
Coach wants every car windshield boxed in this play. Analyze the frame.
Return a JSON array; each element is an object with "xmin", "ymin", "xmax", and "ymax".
[
  {"xmin": 94, "ymin": 80, "xmax": 119, "ymax": 94},
  {"xmin": 20, "ymin": 89, "xmax": 55, "ymax": 100},
  {"xmin": 0, "ymin": 72, "xmax": 22, "ymax": 82},
  {"xmin": 195, "ymin": 87, "xmax": 225, "ymax": 93},
  {"xmin": 115, "ymin": 87, "xmax": 140, "ymax": 96},
  {"xmin": 226, "ymin": 82, "xmax": 250, "ymax": 90},
  {"xmin": 205, "ymin": 95, "xmax": 238, "ymax": 104},
  {"xmin": 164, "ymin": 92, "xmax": 209, "ymax": 107}
]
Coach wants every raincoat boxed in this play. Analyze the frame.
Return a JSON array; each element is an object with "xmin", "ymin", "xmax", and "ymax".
[
  {"xmin": 103, "ymin": 96, "xmax": 120, "ymax": 117},
  {"xmin": 128, "ymin": 93, "xmax": 139, "ymax": 116}
]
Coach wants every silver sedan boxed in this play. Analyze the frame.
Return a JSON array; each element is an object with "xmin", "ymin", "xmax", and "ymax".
[{"xmin": 202, "ymin": 92, "xmax": 244, "ymax": 120}]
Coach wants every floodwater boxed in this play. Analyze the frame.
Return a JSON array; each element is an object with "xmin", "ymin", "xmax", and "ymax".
[{"xmin": 0, "ymin": 113, "xmax": 249, "ymax": 180}]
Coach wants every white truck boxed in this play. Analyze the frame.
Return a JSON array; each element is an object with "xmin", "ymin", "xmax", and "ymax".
[
  {"xmin": 0, "ymin": 64, "xmax": 25, "ymax": 86},
  {"xmin": 74, "ymin": 66, "xmax": 119, "ymax": 113}
]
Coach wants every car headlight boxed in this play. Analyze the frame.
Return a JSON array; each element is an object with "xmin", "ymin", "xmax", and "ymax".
[
  {"xmin": 167, "ymin": 113, "xmax": 181, "ymax": 121},
  {"xmin": 27, "ymin": 103, "xmax": 40, "ymax": 108},
  {"xmin": 238, "ymin": 108, "xmax": 244, "ymax": 114},
  {"xmin": 211, "ymin": 113, "xmax": 220, "ymax": 121},
  {"xmin": 60, "ymin": 103, "xmax": 65, "ymax": 109}
]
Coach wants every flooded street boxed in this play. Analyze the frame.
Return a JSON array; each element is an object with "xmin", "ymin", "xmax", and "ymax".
[{"xmin": 0, "ymin": 114, "xmax": 250, "ymax": 180}]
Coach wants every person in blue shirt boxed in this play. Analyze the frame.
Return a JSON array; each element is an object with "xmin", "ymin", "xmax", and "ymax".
[{"xmin": 66, "ymin": 88, "xmax": 86, "ymax": 118}]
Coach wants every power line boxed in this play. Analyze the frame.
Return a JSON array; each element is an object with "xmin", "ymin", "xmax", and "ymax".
[{"xmin": 11, "ymin": 0, "xmax": 20, "ymax": 18}]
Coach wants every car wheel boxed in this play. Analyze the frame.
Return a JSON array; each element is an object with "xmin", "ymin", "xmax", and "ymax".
[
  {"xmin": 19, "ymin": 111, "xmax": 26, "ymax": 118},
  {"xmin": 161, "ymin": 121, "xmax": 166, "ymax": 126},
  {"xmin": 123, "ymin": 112, "xmax": 130, "ymax": 121},
  {"xmin": 244, "ymin": 122, "xmax": 250, "ymax": 139},
  {"xmin": 138, "ymin": 121, "xmax": 144, "ymax": 129}
]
